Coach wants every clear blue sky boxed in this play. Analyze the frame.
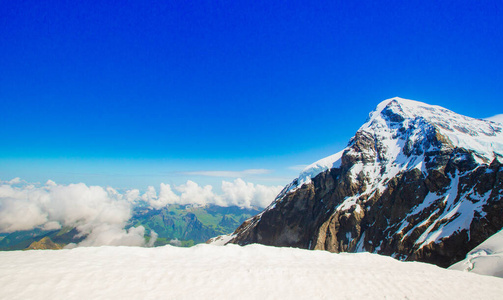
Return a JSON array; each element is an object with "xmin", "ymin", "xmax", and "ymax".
[{"xmin": 1, "ymin": 1, "xmax": 502, "ymax": 190}]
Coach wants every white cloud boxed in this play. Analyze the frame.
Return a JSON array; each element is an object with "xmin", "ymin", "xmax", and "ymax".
[
  {"xmin": 45, "ymin": 179, "xmax": 57, "ymax": 186},
  {"xmin": 0, "ymin": 180, "xmax": 154, "ymax": 247},
  {"xmin": 220, "ymin": 178, "xmax": 283, "ymax": 208},
  {"xmin": 77, "ymin": 224, "xmax": 147, "ymax": 247},
  {"xmin": 177, "ymin": 180, "xmax": 219, "ymax": 206},
  {"xmin": 159, "ymin": 183, "xmax": 181, "ymax": 206},
  {"xmin": 42, "ymin": 221, "xmax": 62, "ymax": 231},
  {"xmin": 0, "ymin": 177, "xmax": 284, "ymax": 246},
  {"xmin": 136, "ymin": 179, "xmax": 283, "ymax": 209},
  {"xmin": 485, "ymin": 114, "xmax": 503, "ymax": 124},
  {"xmin": 182, "ymin": 169, "xmax": 272, "ymax": 178},
  {"xmin": 0, "ymin": 185, "xmax": 48, "ymax": 232},
  {"xmin": 125, "ymin": 189, "xmax": 140, "ymax": 203},
  {"xmin": 141, "ymin": 185, "xmax": 158, "ymax": 205},
  {"xmin": 147, "ymin": 230, "xmax": 158, "ymax": 247},
  {"xmin": 8, "ymin": 177, "xmax": 22, "ymax": 185},
  {"xmin": 169, "ymin": 238, "xmax": 182, "ymax": 247},
  {"xmin": 145, "ymin": 183, "xmax": 181, "ymax": 209}
]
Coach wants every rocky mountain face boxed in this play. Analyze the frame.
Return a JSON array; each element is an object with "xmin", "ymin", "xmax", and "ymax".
[{"xmin": 228, "ymin": 97, "xmax": 503, "ymax": 267}]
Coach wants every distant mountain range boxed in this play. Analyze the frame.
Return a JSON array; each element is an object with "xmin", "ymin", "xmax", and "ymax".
[
  {"xmin": 130, "ymin": 204, "xmax": 259, "ymax": 247},
  {"xmin": 0, "ymin": 204, "xmax": 259, "ymax": 250},
  {"xmin": 227, "ymin": 97, "xmax": 503, "ymax": 268}
]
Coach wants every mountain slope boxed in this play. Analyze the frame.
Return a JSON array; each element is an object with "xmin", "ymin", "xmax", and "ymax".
[
  {"xmin": 0, "ymin": 227, "xmax": 84, "ymax": 251},
  {"xmin": 26, "ymin": 237, "xmax": 64, "ymax": 250},
  {"xmin": 229, "ymin": 97, "xmax": 503, "ymax": 267}
]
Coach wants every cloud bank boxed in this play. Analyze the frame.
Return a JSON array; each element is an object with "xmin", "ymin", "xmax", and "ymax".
[
  {"xmin": 0, "ymin": 178, "xmax": 283, "ymax": 247},
  {"xmin": 0, "ymin": 180, "xmax": 152, "ymax": 247},
  {"xmin": 141, "ymin": 179, "xmax": 282, "ymax": 209}
]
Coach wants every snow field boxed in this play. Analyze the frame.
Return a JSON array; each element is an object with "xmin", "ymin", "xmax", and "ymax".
[
  {"xmin": 1, "ymin": 244, "xmax": 503, "ymax": 300},
  {"xmin": 450, "ymin": 229, "xmax": 503, "ymax": 278}
]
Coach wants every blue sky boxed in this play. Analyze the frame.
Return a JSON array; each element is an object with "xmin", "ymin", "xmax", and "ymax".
[{"xmin": 1, "ymin": 1, "xmax": 502, "ymax": 190}]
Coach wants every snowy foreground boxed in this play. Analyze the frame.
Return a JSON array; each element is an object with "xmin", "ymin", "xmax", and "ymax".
[
  {"xmin": 1, "ymin": 244, "xmax": 503, "ymax": 300},
  {"xmin": 450, "ymin": 229, "xmax": 503, "ymax": 278}
]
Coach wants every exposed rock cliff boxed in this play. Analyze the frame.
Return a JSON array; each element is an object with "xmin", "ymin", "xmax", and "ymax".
[{"xmin": 228, "ymin": 97, "xmax": 503, "ymax": 267}]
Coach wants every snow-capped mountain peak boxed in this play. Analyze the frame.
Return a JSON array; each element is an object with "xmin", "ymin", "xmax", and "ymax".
[
  {"xmin": 229, "ymin": 97, "xmax": 503, "ymax": 268},
  {"xmin": 289, "ymin": 97, "xmax": 502, "ymax": 196},
  {"xmin": 364, "ymin": 97, "xmax": 503, "ymax": 160}
]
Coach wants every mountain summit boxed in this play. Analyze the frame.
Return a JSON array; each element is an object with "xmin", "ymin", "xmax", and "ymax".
[{"xmin": 228, "ymin": 97, "xmax": 503, "ymax": 267}]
